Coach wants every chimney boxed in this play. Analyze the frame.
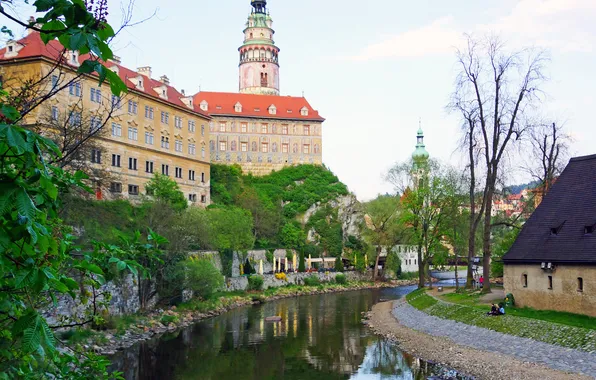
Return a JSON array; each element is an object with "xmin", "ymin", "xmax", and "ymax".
[
  {"xmin": 110, "ymin": 55, "xmax": 122, "ymax": 65},
  {"xmin": 137, "ymin": 66, "xmax": 152, "ymax": 79},
  {"xmin": 159, "ymin": 75, "xmax": 170, "ymax": 85},
  {"xmin": 26, "ymin": 16, "xmax": 41, "ymax": 36},
  {"xmin": 181, "ymin": 89, "xmax": 185, "ymax": 96}
]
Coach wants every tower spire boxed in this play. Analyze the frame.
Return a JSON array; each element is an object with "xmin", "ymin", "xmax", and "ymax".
[{"xmin": 239, "ymin": 0, "xmax": 280, "ymax": 95}]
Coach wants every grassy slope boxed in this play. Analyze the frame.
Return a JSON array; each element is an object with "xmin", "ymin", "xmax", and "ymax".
[{"xmin": 408, "ymin": 289, "xmax": 596, "ymax": 352}]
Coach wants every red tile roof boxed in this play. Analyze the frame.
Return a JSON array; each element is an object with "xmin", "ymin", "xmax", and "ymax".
[
  {"xmin": 193, "ymin": 91, "xmax": 325, "ymax": 122},
  {"xmin": 0, "ymin": 32, "xmax": 210, "ymax": 119}
]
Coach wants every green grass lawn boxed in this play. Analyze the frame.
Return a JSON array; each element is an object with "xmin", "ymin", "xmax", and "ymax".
[
  {"xmin": 409, "ymin": 288, "xmax": 596, "ymax": 352},
  {"xmin": 439, "ymin": 290, "xmax": 596, "ymax": 330}
]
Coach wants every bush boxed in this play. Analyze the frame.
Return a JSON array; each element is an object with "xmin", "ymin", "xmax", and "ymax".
[
  {"xmin": 248, "ymin": 275, "xmax": 264, "ymax": 291},
  {"xmin": 275, "ymin": 272, "xmax": 287, "ymax": 281},
  {"xmin": 182, "ymin": 259, "xmax": 224, "ymax": 300},
  {"xmin": 334, "ymin": 256, "xmax": 344, "ymax": 272},
  {"xmin": 303, "ymin": 275, "xmax": 320, "ymax": 286},
  {"xmin": 160, "ymin": 315, "xmax": 179, "ymax": 326},
  {"xmin": 335, "ymin": 274, "xmax": 347, "ymax": 285}
]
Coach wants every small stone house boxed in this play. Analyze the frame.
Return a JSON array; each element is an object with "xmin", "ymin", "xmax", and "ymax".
[{"xmin": 503, "ymin": 154, "xmax": 596, "ymax": 317}]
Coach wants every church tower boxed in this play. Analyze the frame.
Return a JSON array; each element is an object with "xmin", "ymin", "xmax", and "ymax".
[
  {"xmin": 238, "ymin": 0, "xmax": 280, "ymax": 96},
  {"xmin": 412, "ymin": 126, "xmax": 430, "ymax": 189}
]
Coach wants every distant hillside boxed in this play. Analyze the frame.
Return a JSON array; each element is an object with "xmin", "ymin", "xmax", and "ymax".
[{"xmin": 504, "ymin": 180, "xmax": 540, "ymax": 195}]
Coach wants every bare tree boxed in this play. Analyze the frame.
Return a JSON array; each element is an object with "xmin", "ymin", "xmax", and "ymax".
[
  {"xmin": 526, "ymin": 122, "xmax": 570, "ymax": 200},
  {"xmin": 451, "ymin": 34, "xmax": 549, "ymax": 292}
]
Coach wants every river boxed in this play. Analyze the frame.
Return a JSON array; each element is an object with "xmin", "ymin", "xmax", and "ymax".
[{"xmin": 111, "ymin": 286, "xmax": 469, "ymax": 379}]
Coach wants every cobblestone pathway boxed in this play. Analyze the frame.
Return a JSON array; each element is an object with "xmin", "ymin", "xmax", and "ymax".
[{"xmin": 393, "ymin": 302, "xmax": 596, "ymax": 378}]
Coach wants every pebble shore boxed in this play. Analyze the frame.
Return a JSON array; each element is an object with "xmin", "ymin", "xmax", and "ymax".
[{"xmin": 365, "ymin": 301, "xmax": 593, "ymax": 380}]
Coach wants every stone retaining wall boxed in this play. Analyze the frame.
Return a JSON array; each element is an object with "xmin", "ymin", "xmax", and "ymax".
[{"xmin": 226, "ymin": 270, "xmax": 373, "ymax": 291}]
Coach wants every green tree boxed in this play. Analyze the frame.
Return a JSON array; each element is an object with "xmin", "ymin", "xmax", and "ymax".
[
  {"xmin": 145, "ymin": 173, "xmax": 188, "ymax": 211},
  {"xmin": 280, "ymin": 222, "xmax": 306, "ymax": 249},
  {"xmin": 362, "ymin": 195, "xmax": 405, "ymax": 281},
  {"xmin": 236, "ymin": 187, "xmax": 281, "ymax": 245},
  {"xmin": 207, "ymin": 206, "xmax": 255, "ymax": 251},
  {"xmin": 0, "ymin": 0, "xmax": 131, "ymax": 377},
  {"xmin": 385, "ymin": 250, "xmax": 402, "ymax": 279},
  {"xmin": 334, "ymin": 256, "xmax": 344, "ymax": 272},
  {"xmin": 298, "ymin": 249, "xmax": 306, "ymax": 272},
  {"xmin": 180, "ymin": 259, "xmax": 224, "ymax": 300},
  {"xmin": 491, "ymin": 228, "xmax": 520, "ymax": 277}
]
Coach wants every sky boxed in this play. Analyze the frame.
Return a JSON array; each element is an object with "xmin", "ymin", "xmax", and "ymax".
[{"xmin": 4, "ymin": 0, "xmax": 596, "ymax": 201}]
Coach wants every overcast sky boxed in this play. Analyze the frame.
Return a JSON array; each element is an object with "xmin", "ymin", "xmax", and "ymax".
[{"xmin": 5, "ymin": 0, "xmax": 596, "ymax": 200}]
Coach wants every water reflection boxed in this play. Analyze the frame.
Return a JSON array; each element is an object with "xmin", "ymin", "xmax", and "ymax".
[{"xmin": 111, "ymin": 287, "xmax": 466, "ymax": 380}]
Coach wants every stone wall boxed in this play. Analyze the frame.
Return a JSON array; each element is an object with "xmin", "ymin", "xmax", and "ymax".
[
  {"xmin": 226, "ymin": 270, "xmax": 373, "ymax": 291},
  {"xmin": 43, "ymin": 274, "xmax": 142, "ymax": 326},
  {"xmin": 504, "ymin": 264, "xmax": 596, "ymax": 317}
]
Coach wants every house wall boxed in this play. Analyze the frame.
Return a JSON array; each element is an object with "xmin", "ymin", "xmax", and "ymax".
[
  {"xmin": 504, "ymin": 264, "xmax": 596, "ymax": 317},
  {"xmin": 208, "ymin": 116, "xmax": 323, "ymax": 176},
  {"xmin": 0, "ymin": 59, "xmax": 211, "ymax": 205}
]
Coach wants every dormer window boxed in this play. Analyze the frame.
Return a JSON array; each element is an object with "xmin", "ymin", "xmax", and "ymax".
[
  {"xmin": 287, "ymin": 109, "xmax": 293, "ymax": 114},
  {"xmin": 70, "ymin": 51, "xmax": 78, "ymax": 64},
  {"xmin": 200, "ymin": 101, "xmax": 208, "ymax": 111},
  {"xmin": 585, "ymin": 225, "xmax": 595, "ymax": 234},
  {"xmin": 216, "ymin": 105, "xmax": 222, "ymax": 110},
  {"xmin": 234, "ymin": 102, "xmax": 242, "ymax": 112},
  {"xmin": 300, "ymin": 107, "xmax": 309, "ymax": 116},
  {"xmin": 269, "ymin": 105, "xmax": 276, "ymax": 115},
  {"xmin": 254, "ymin": 108, "xmax": 260, "ymax": 112},
  {"xmin": 7, "ymin": 45, "xmax": 13, "ymax": 52}
]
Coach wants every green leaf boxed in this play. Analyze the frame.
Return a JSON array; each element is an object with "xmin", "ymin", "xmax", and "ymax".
[
  {"xmin": 108, "ymin": 257, "xmax": 120, "ymax": 263},
  {"xmin": 33, "ymin": 0, "xmax": 58, "ymax": 12},
  {"xmin": 0, "ymin": 183, "xmax": 18, "ymax": 216},
  {"xmin": 78, "ymin": 59, "xmax": 98, "ymax": 75},
  {"xmin": 69, "ymin": 31, "xmax": 86, "ymax": 51},
  {"xmin": 61, "ymin": 277, "xmax": 79, "ymax": 290},
  {"xmin": 0, "ymin": 105, "xmax": 20, "ymax": 121},
  {"xmin": 116, "ymin": 260, "xmax": 126, "ymax": 271},
  {"xmin": 40, "ymin": 19, "xmax": 65, "ymax": 33},
  {"xmin": 97, "ymin": 23, "xmax": 115, "ymax": 40},
  {"xmin": 49, "ymin": 278, "xmax": 69, "ymax": 293},
  {"xmin": 126, "ymin": 264, "xmax": 138, "ymax": 277},
  {"xmin": 15, "ymin": 189, "xmax": 37, "ymax": 224},
  {"xmin": 4, "ymin": 125, "xmax": 27, "ymax": 153}
]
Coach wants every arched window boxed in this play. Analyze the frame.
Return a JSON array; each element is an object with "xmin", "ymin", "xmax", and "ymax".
[
  {"xmin": 261, "ymin": 72, "xmax": 268, "ymax": 87},
  {"xmin": 231, "ymin": 140, "xmax": 237, "ymax": 151},
  {"xmin": 272, "ymin": 143, "xmax": 278, "ymax": 152},
  {"xmin": 250, "ymin": 33, "xmax": 253, "ymax": 38},
  {"xmin": 251, "ymin": 142, "xmax": 257, "ymax": 152},
  {"xmin": 292, "ymin": 143, "xmax": 298, "ymax": 153}
]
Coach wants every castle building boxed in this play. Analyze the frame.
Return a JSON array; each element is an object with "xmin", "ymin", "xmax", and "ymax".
[
  {"xmin": 0, "ymin": 31, "xmax": 212, "ymax": 205},
  {"xmin": 193, "ymin": 0, "xmax": 325, "ymax": 176}
]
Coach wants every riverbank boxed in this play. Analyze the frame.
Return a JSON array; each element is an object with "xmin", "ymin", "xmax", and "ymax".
[
  {"xmin": 365, "ymin": 301, "xmax": 591, "ymax": 380},
  {"xmin": 67, "ymin": 280, "xmax": 411, "ymax": 355}
]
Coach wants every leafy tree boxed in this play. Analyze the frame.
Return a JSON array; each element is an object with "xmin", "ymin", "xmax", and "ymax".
[
  {"xmin": 236, "ymin": 187, "xmax": 281, "ymax": 244},
  {"xmin": 491, "ymin": 228, "xmax": 520, "ymax": 278},
  {"xmin": 206, "ymin": 206, "xmax": 254, "ymax": 251},
  {"xmin": 334, "ymin": 256, "xmax": 344, "ymax": 272},
  {"xmin": 180, "ymin": 259, "xmax": 224, "ymax": 300},
  {"xmin": 0, "ymin": 0, "xmax": 134, "ymax": 376},
  {"xmin": 362, "ymin": 195, "xmax": 404, "ymax": 281},
  {"xmin": 145, "ymin": 173, "xmax": 188, "ymax": 211},
  {"xmin": 385, "ymin": 250, "xmax": 401, "ymax": 279},
  {"xmin": 280, "ymin": 222, "xmax": 306, "ymax": 249},
  {"xmin": 298, "ymin": 249, "xmax": 306, "ymax": 272}
]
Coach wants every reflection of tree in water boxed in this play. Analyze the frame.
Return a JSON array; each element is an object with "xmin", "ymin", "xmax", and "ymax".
[{"xmin": 111, "ymin": 290, "xmax": 439, "ymax": 380}]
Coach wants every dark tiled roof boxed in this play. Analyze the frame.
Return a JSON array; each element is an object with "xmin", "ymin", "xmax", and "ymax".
[{"xmin": 503, "ymin": 154, "xmax": 596, "ymax": 264}]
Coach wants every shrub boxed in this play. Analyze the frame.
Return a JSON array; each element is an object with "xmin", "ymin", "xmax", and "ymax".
[
  {"xmin": 160, "ymin": 315, "xmax": 179, "ymax": 326},
  {"xmin": 335, "ymin": 274, "xmax": 347, "ymax": 285},
  {"xmin": 275, "ymin": 272, "xmax": 287, "ymax": 281},
  {"xmin": 303, "ymin": 275, "xmax": 320, "ymax": 286},
  {"xmin": 334, "ymin": 256, "xmax": 344, "ymax": 272},
  {"xmin": 248, "ymin": 275, "xmax": 264, "ymax": 291},
  {"xmin": 182, "ymin": 259, "xmax": 224, "ymax": 300}
]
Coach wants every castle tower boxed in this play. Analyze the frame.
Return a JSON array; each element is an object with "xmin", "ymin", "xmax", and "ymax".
[
  {"xmin": 238, "ymin": 0, "xmax": 280, "ymax": 96},
  {"xmin": 412, "ymin": 126, "xmax": 430, "ymax": 188}
]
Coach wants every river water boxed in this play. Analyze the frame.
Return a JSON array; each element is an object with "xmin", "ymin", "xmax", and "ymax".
[{"xmin": 111, "ymin": 286, "xmax": 469, "ymax": 379}]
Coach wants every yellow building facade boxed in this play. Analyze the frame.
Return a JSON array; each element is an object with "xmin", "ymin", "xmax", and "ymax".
[{"xmin": 0, "ymin": 31, "xmax": 211, "ymax": 205}]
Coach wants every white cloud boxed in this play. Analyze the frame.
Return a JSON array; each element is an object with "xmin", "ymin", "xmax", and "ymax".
[
  {"xmin": 479, "ymin": 0, "xmax": 596, "ymax": 53},
  {"xmin": 346, "ymin": 0, "xmax": 596, "ymax": 62},
  {"xmin": 347, "ymin": 16, "xmax": 462, "ymax": 61}
]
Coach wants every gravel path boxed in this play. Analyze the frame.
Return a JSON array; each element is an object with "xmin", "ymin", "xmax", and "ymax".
[{"xmin": 393, "ymin": 301, "xmax": 596, "ymax": 377}]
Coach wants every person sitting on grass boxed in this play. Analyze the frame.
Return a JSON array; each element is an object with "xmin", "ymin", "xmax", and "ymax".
[
  {"xmin": 498, "ymin": 303, "xmax": 505, "ymax": 315},
  {"xmin": 486, "ymin": 303, "xmax": 498, "ymax": 316}
]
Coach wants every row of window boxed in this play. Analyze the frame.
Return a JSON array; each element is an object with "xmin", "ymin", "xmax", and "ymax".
[
  {"xmin": 405, "ymin": 259, "xmax": 417, "ymax": 266},
  {"xmin": 212, "ymin": 140, "xmax": 320, "ymax": 154},
  {"xmin": 55, "ymin": 75, "xmax": 203, "ymax": 135},
  {"xmin": 213, "ymin": 122, "xmax": 318, "ymax": 136},
  {"xmin": 110, "ymin": 124, "xmax": 206, "ymax": 158},
  {"xmin": 522, "ymin": 274, "xmax": 585, "ymax": 292},
  {"xmin": 109, "ymin": 182, "xmax": 207, "ymax": 203},
  {"xmin": 91, "ymin": 149, "xmax": 207, "ymax": 182}
]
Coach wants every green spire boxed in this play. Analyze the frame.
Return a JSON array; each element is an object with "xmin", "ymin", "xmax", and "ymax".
[{"xmin": 412, "ymin": 126, "xmax": 429, "ymax": 161}]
